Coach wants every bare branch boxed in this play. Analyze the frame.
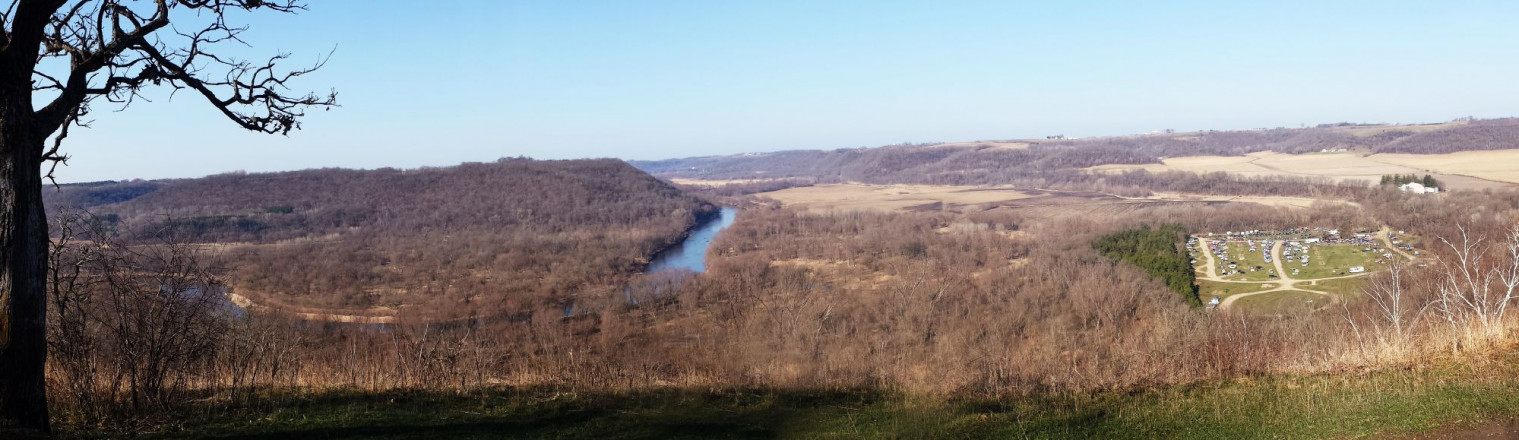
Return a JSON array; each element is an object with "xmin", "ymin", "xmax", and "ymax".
[{"xmin": 26, "ymin": 0, "xmax": 335, "ymax": 164}]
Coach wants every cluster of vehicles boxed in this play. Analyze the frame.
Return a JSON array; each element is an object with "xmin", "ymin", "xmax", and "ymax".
[
  {"xmin": 1189, "ymin": 227, "xmax": 1417, "ymax": 281},
  {"xmin": 1189, "ymin": 237, "xmax": 1277, "ymax": 278}
]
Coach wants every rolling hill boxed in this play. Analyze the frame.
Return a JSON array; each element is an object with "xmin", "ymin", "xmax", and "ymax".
[
  {"xmin": 630, "ymin": 118, "xmax": 1519, "ymax": 191},
  {"xmin": 44, "ymin": 158, "xmax": 718, "ymax": 320}
]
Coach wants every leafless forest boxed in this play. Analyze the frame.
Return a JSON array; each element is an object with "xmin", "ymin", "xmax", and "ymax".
[
  {"xmin": 46, "ymin": 159, "xmax": 716, "ymax": 321},
  {"xmin": 35, "ymin": 149, "xmax": 1519, "ymax": 432}
]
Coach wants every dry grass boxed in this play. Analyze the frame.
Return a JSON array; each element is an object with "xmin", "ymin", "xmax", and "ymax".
[
  {"xmin": 1088, "ymin": 150, "xmax": 1519, "ymax": 190},
  {"xmin": 227, "ymin": 290, "xmax": 399, "ymax": 324},
  {"xmin": 770, "ymin": 258, "xmax": 897, "ymax": 290},
  {"xmin": 1137, "ymin": 192, "xmax": 1348, "ymax": 209},
  {"xmin": 1373, "ymin": 150, "xmax": 1519, "ymax": 184},
  {"xmin": 757, "ymin": 184, "xmax": 1035, "ymax": 213},
  {"xmin": 759, "ymin": 183, "xmax": 1345, "ymax": 217},
  {"xmin": 669, "ymin": 178, "xmax": 783, "ymax": 187},
  {"xmin": 1332, "ymin": 121, "xmax": 1464, "ymax": 137},
  {"xmin": 929, "ymin": 141, "xmax": 1032, "ymax": 150}
]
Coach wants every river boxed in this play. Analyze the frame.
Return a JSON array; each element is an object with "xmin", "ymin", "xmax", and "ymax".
[{"xmin": 646, "ymin": 207, "xmax": 738, "ymax": 274}]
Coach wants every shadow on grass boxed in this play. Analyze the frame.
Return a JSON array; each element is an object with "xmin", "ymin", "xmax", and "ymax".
[{"xmin": 126, "ymin": 387, "xmax": 889, "ymax": 440}]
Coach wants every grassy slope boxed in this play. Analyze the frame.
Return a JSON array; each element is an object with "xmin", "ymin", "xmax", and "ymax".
[
  {"xmin": 1232, "ymin": 290, "xmax": 1329, "ymax": 314},
  {"xmin": 1197, "ymin": 280, "xmax": 1278, "ymax": 299},
  {"xmin": 1299, "ymin": 245, "xmax": 1383, "ymax": 279},
  {"xmin": 1302, "ymin": 277, "xmax": 1368, "ymax": 297},
  {"xmin": 67, "ymin": 359, "xmax": 1519, "ymax": 440}
]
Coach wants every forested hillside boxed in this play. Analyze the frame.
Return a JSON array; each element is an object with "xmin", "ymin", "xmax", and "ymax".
[
  {"xmin": 44, "ymin": 159, "xmax": 717, "ymax": 318},
  {"xmin": 631, "ymin": 118, "xmax": 1519, "ymax": 187}
]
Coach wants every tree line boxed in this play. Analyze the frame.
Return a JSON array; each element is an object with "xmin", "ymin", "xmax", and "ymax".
[
  {"xmin": 631, "ymin": 118, "xmax": 1519, "ymax": 196},
  {"xmin": 1092, "ymin": 224, "xmax": 1201, "ymax": 307},
  {"xmin": 1381, "ymin": 174, "xmax": 1440, "ymax": 188}
]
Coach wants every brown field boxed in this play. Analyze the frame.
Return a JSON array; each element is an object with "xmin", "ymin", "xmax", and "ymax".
[
  {"xmin": 1134, "ymin": 192, "xmax": 1351, "ymax": 209},
  {"xmin": 1372, "ymin": 150, "xmax": 1519, "ymax": 184},
  {"xmin": 757, "ymin": 184, "xmax": 1037, "ymax": 213},
  {"xmin": 929, "ymin": 141, "xmax": 1032, "ymax": 150},
  {"xmin": 669, "ymin": 177, "xmax": 783, "ymax": 187},
  {"xmin": 770, "ymin": 258, "xmax": 897, "ymax": 290},
  {"xmin": 1331, "ymin": 121, "xmax": 1463, "ymax": 137},
  {"xmin": 759, "ymin": 184, "xmax": 1354, "ymax": 214},
  {"xmin": 1087, "ymin": 150, "xmax": 1519, "ymax": 190}
]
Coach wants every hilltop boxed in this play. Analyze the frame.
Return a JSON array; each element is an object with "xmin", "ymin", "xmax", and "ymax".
[{"xmin": 43, "ymin": 158, "xmax": 717, "ymax": 321}]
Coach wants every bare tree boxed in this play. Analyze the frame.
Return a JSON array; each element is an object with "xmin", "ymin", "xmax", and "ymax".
[
  {"xmin": 1359, "ymin": 259, "xmax": 1427, "ymax": 351},
  {"xmin": 46, "ymin": 209, "xmax": 230, "ymax": 430},
  {"xmin": 1432, "ymin": 225, "xmax": 1519, "ymax": 344},
  {"xmin": 0, "ymin": 0, "xmax": 334, "ymax": 432}
]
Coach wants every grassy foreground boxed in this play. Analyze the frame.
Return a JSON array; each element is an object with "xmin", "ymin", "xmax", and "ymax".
[{"xmin": 58, "ymin": 362, "xmax": 1519, "ymax": 439}]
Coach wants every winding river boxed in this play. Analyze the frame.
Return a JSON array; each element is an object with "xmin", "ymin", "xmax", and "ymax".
[{"xmin": 646, "ymin": 207, "xmax": 738, "ymax": 274}]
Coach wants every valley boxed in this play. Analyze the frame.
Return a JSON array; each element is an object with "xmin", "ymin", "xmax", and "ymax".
[
  {"xmin": 40, "ymin": 119, "xmax": 1519, "ymax": 439},
  {"xmin": 18, "ymin": 2, "xmax": 1519, "ymax": 437}
]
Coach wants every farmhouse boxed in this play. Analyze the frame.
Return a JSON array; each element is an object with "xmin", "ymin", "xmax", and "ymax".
[{"xmin": 1399, "ymin": 182, "xmax": 1440, "ymax": 194}]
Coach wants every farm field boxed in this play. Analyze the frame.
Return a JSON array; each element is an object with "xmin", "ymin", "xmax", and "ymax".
[
  {"xmin": 669, "ymin": 177, "xmax": 783, "ymax": 187},
  {"xmin": 1087, "ymin": 150, "xmax": 1519, "ymax": 190},
  {"xmin": 756, "ymin": 184, "xmax": 1358, "ymax": 215},
  {"xmin": 927, "ymin": 140, "xmax": 1033, "ymax": 150},
  {"xmin": 1372, "ymin": 150, "xmax": 1519, "ymax": 184},
  {"xmin": 756, "ymin": 184, "xmax": 1035, "ymax": 213}
]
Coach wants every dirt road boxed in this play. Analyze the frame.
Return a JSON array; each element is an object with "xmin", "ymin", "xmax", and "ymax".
[{"xmin": 1201, "ymin": 239, "xmax": 1360, "ymax": 310}]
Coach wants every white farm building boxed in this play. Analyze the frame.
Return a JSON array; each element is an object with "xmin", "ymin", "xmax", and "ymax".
[{"xmin": 1399, "ymin": 182, "xmax": 1440, "ymax": 194}]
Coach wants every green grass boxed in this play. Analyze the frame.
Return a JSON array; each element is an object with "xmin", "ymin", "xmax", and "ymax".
[
  {"xmin": 1233, "ymin": 290, "xmax": 1330, "ymax": 314},
  {"xmin": 1300, "ymin": 277, "xmax": 1367, "ymax": 297},
  {"xmin": 1217, "ymin": 241, "xmax": 1276, "ymax": 282},
  {"xmin": 1197, "ymin": 280, "xmax": 1278, "ymax": 299},
  {"xmin": 57, "ymin": 361, "xmax": 1519, "ymax": 440},
  {"xmin": 1295, "ymin": 245, "xmax": 1382, "ymax": 279},
  {"xmin": 1215, "ymin": 242, "xmax": 1275, "ymax": 280}
]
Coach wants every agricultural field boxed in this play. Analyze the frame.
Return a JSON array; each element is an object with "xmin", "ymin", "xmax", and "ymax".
[
  {"xmin": 756, "ymin": 184, "xmax": 1035, "ymax": 213},
  {"xmin": 1374, "ymin": 150, "xmax": 1519, "ymax": 184},
  {"xmin": 756, "ymin": 184, "xmax": 1347, "ymax": 218},
  {"xmin": 1087, "ymin": 150, "xmax": 1519, "ymax": 190}
]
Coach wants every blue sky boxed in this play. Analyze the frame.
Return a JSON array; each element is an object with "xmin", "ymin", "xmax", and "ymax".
[{"xmin": 53, "ymin": 0, "xmax": 1519, "ymax": 182}]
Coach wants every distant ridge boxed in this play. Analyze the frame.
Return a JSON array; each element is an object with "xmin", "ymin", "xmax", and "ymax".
[{"xmin": 631, "ymin": 118, "xmax": 1519, "ymax": 185}]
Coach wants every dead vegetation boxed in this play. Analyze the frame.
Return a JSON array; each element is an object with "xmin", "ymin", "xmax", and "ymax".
[{"xmin": 37, "ymin": 151, "xmax": 1519, "ymax": 436}]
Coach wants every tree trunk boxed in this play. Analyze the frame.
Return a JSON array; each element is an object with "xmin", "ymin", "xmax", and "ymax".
[{"xmin": 0, "ymin": 104, "xmax": 50, "ymax": 432}]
